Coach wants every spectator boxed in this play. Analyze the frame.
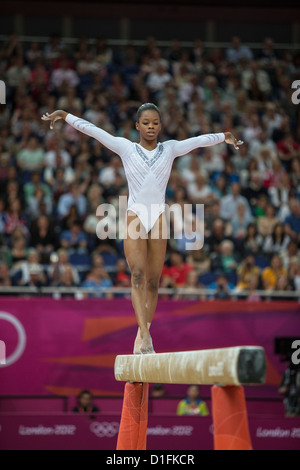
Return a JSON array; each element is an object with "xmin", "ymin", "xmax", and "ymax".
[
  {"xmin": 151, "ymin": 383, "xmax": 166, "ymax": 398},
  {"xmin": 284, "ymin": 198, "xmax": 300, "ymax": 244},
  {"xmin": 0, "ymin": 261, "xmax": 12, "ymax": 287},
  {"xmin": 47, "ymin": 249, "xmax": 80, "ymax": 286},
  {"xmin": 57, "ymin": 183, "xmax": 87, "ymax": 219},
  {"xmin": 226, "ymin": 36, "xmax": 253, "ymax": 63},
  {"xmin": 241, "ymin": 222, "xmax": 264, "ymax": 257},
  {"xmin": 211, "ymin": 239, "xmax": 239, "ymax": 274},
  {"xmin": 161, "ymin": 251, "xmax": 193, "ymax": 288},
  {"xmin": 276, "ymin": 132, "xmax": 300, "ymax": 172},
  {"xmin": 177, "ymin": 385, "xmax": 209, "ymax": 416},
  {"xmin": 113, "ymin": 258, "xmax": 130, "ymax": 287},
  {"xmin": 81, "ymin": 264, "xmax": 113, "ymax": 298},
  {"xmin": 16, "ymin": 136, "xmax": 45, "ymax": 175},
  {"xmin": 30, "ymin": 214, "xmax": 58, "ymax": 262},
  {"xmin": 51, "ymin": 57, "xmax": 79, "ymax": 93},
  {"xmin": 59, "ymin": 219, "xmax": 88, "ymax": 251},
  {"xmin": 263, "ymin": 222, "xmax": 291, "ymax": 256},
  {"xmin": 261, "ymin": 254, "xmax": 288, "ymax": 291},
  {"xmin": 73, "ymin": 390, "xmax": 99, "ymax": 413},
  {"xmin": 208, "ymin": 273, "xmax": 235, "ymax": 299},
  {"xmin": 257, "ymin": 203, "xmax": 279, "ymax": 237},
  {"xmin": 231, "ymin": 202, "xmax": 254, "ymax": 241},
  {"xmin": 220, "ymin": 182, "xmax": 252, "ymax": 222},
  {"xmin": 236, "ymin": 255, "xmax": 261, "ymax": 292},
  {"xmin": 278, "ymin": 362, "xmax": 300, "ymax": 417}
]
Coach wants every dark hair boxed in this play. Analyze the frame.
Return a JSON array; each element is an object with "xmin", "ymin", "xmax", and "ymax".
[{"xmin": 136, "ymin": 103, "xmax": 161, "ymax": 122}]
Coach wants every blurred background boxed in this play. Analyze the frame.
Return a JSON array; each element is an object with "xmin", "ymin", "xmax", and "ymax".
[{"xmin": 0, "ymin": 0, "xmax": 299, "ymax": 450}]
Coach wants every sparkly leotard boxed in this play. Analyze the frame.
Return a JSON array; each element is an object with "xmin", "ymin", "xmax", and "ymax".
[{"xmin": 66, "ymin": 113, "xmax": 225, "ymax": 233}]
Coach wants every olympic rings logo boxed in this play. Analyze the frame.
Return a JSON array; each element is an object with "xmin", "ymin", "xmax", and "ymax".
[
  {"xmin": 0, "ymin": 312, "xmax": 26, "ymax": 367},
  {"xmin": 90, "ymin": 421, "xmax": 119, "ymax": 438}
]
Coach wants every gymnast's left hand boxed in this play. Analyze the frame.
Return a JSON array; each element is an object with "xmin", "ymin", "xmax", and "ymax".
[{"xmin": 224, "ymin": 132, "xmax": 244, "ymax": 150}]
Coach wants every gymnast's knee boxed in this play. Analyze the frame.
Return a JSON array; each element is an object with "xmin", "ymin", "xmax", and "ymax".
[
  {"xmin": 146, "ymin": 276, "xmax": 160, "ymax": 293},
  {"xmin": 131, "ymin": 269, "xmax": 146, "ymax": 289}
]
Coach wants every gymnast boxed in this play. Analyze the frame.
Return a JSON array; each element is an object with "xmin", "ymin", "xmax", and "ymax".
[{"xmin": 42, "ymin": 103, "xmax": 243, "ymax": 354}]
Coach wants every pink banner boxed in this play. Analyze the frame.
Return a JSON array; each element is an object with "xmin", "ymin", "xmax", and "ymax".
[
  {"xmin": 0, "ymin": 298, "xmax": 299, "ymax": 397},
  {"xmin": 0, "ymin": 413, "xmax": 299, "ymax": 450}
]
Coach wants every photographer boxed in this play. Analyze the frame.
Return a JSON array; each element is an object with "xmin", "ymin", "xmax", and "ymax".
[{"xmin": 278, "ymin": 361, "xmax": 300, "ymax": 417}]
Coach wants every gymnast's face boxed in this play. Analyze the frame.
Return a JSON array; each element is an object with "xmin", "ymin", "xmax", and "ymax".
[{"xmin": 136, "ymin": 110, "xmax": 161, "ymax": 143}]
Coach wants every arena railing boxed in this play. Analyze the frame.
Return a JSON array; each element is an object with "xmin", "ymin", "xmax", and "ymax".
[
  {"xmin": 0, "ymin": 286, "xmax": 299, "ymax": 301},
  {"xmin": 0, "ymin": 35, "xmax": 298, "ymax": 51}
]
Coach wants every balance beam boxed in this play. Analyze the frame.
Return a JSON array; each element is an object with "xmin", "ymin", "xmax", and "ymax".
[{"xmin": 114, "ymin": 346, "xmax": 266, "ymax": 386}]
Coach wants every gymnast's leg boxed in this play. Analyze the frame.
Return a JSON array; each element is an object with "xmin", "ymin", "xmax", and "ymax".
[
  {"xmin": 133, "ymin": 213, "xmax": 167, "ymax": 354},
  {"xmin": 124, "ymin": 211, "xmax": 154, "ymax": 354}
]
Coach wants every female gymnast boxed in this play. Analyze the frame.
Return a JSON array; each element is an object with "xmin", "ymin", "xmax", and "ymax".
[{"xmin": 42, "ymin": 103, "xmax": 243, "ymax": 354}]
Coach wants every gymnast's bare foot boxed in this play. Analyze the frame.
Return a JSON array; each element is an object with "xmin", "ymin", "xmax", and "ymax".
[
  {"xmin": 140, "ymin": 332, "xmax": 155, "ymax": 354},
  {"xmin": 134, "ymin": 330, "xmax": 155, "ymax": 354}
]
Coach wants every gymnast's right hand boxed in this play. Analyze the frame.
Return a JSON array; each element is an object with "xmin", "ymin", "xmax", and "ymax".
[{"xmin": 41, "ymin": 110, "xmax": 68, "ymax": 129}]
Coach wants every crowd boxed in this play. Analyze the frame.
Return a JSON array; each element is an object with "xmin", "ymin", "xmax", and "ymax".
[{"xmin": 0, "ymin": 33, "xmax": 300, "ymax": 299}]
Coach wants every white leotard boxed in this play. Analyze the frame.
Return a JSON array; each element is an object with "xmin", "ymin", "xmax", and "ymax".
[{"xmin": 65, "ymin": 113, "xmax": 225, "ymax": 233}]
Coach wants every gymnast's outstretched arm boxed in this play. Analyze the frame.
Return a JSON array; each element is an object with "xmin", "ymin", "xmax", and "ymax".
[
  {"xmin": 41, "ymin": 110, "xmax": 130, "ymax": 155},
  {"xmin": 169, "ymin": 131, "xmax": 243, "ymax": 158}
]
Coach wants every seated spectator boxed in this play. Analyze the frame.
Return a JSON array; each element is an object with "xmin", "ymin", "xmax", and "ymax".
[
  {"xmin": 208, "ymin": 273, "xmax": 235, "ymax": 299},
  {"xmin": 274, "ymin": 273, "xmax": 294, "ymax": 294},
  {"xmin": 231, "ymin": 203, "xmax": 254, "ymax": 241},
  {"xmin": 288, "ymin": 258, "xmax": 300, "ymax": 291},
  {"xmin": 50, "ymin": 57, "xmax": 79, "ymax": 93},
  {"xmin": 177, "ymin": 385, "xmax": 209, "ymax": 416},
  {"xmin": 211, "ymin": 239, "xmax": 239, "ymax": 274},
  {"xmin": 23, "ymin": 262, "xmax": 47, "ymax": 287},
  {"xmin": 284, "ymin": 198, "xmax": 300, "ymax": 244},
  {"xmin": 113, "ymin": 258, "xmax": 130, "ymax": 287},
  {"xmin": 261, "ymin": 254, "xmax": 288, "ymax": 291},
  {"xmin": 187, "ymin": 172, "xmax": 215, "ymax": 205},
  {"xmin": 151, "ymin": 383, "xmax": 166, "ymax": 398},
  {"xmin": 236, "ymin": 255, "xmax": 261, "ymax": 292},
  {"xmin": 0, "ymin": 261, "xmax": 12, "ymax": 287},
  {"xmin": 2, "ymin": 198, "xmax": 28, "ymax": 240},
  {"xmin": 241, "ymin": 171, "xmax": 268, "ymax": 215},
  {"xmin": 26, "ymin": 186, "xmax": 53, "ymax": 220},
  {"xmin": 174, "ymin": 269, "xmax": 205, "ymax": 301},
  {"xmin": 16, "ymin": 136, "xmax": 45, "ymax": 175},
  {"xmin": 24, "ymin": 171, "xmax": 51, "ymax": 204},
  {"xmin": 161, "ymin": 251, "xmax": 193, "ymax": 288},
  {"xmin": 206, "ymin": 218, "xmax": 234, "ymax": 255},
  {"xmin": 263, "ymin": 222, "xmax": 290, "ymax": 256},
  {"xmin": 226, "ymin": 36, "xmax": 253, "ymax": 63},
  {"xmin": 241, "ymin": 222, "xmax": 264, "ymax": 257},
  {"xmin": 47, "ymin": 249, "xmax": 80, "ymax": 286},
  {"xmin": 73, "ymin": 390, "xmax": 99, "ymax": 414},
  {"xmin": 30, "ymin": 214, "xmax": 58, "ymax": 263},
  {"xmin": 246, "ymin": 274, "xmax": 261, "ymax": 302},
  {"xmin": 8, "ymin": 227, "xmax": 29, "ymax": 271},
  {"xmin": 280, "ymin": 241, "xmax": 300, "ymax": 270},
  {"xmin": 81, "ymin": 264, "xmax": 113, "ymax": 298},
  {"xmin": 257, "ymin": 203, "xmax": 279, "ymax": 237},
  {"xmin": 220, "ymin": 182, "xmax": 252, "ymax": 222},
  {"xmin": 59, "ymin": 219, "xmax": 88, "ymax": 251},
  {"xmin": 276, "ymin": 132, "xmax": 300, "ymax": 172},
  {"xmin": 57, "ymin": 183, "xmax": 87, "ymax": 219},
  {"xmin": 57, "ymin": 264, "xmax": 79, "ymax": 288}
]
